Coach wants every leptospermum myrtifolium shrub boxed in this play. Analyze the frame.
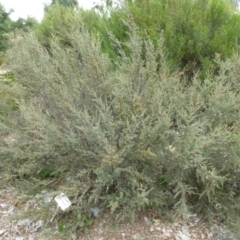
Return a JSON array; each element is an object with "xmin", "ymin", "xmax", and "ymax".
[{"xmin": 2, "ymin": 24, "xmax": 240, "ymax": 224}]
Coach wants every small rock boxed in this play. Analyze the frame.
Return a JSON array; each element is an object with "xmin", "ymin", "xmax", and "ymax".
[
  {"xmin": 43, "ymin": 195, "xmax": 52, "ymax": 204},
  {"xmin": 71, "ymin": 233, "xmax": 77, "ymax": 240},
  {"xmin": 153, "ymin": 219, "xmax": 160, "ymax": 226},
  {"xmin": 34, "ymin": 220, "xmax": 43, "ymax": 232},
  {"xmin": 17, "ymin": 219, "xmax": 33, "ymax": 226},
  {"xmin": 0, "ymin": 229, "xmax": 6, "ymax": 236},
  {"xmin": 176, "ymin": 228, "xmax": 191, "ymax": 240},
  {"xmin": 144, "ymin": 217, "xmax": 153, "ymax": 225},
  {"xmin": 16, "ymin": 237, "xmax": 24, "ymax": 240},
  {"xmin": 150, "ymin": 226, "xmax": 155, "ymax": 232},
  {"xmin": 0, "ymin": 203, "xmax": 8, "ymax": 208},
  {"xmin": 8, "ymin": 205, "xmax": 15, "ymax": 213},
  {"xmin": 90, "ymin": 207, "xmax": 100, "ymax": 217}
]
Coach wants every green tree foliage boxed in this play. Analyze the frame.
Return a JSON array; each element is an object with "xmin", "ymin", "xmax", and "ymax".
[
  {"xmin": 11, "ymin": 17, "xmax": 39, "ymax": 31},
  {"xmin": 3, "ymin": 25, "xmax": 240, "ymax": 226},
  {"xmin": 124, "ymin": 0, "xmax": 240, "ymax": 78},
  {"xmin": 0, "ymin": 4, "xmax": 38, "ymax": 65},
  {"xmin": 50, "ymin": 0, "xmax": 78, "ymax": 8},
  {"xmin": 0, "ymin": 3, "xmax": 12, "ymax": 52},
  {"xmin": 97, "ymin": 8, "xmax": 130, "ymax": 60},
  {"xmin": 36, "ymin": 0, "xmax": 240, "ymax": 78}
]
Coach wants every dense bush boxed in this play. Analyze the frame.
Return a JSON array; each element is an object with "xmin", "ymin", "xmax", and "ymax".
[
  {"xmin": 125, "ymin": 0, "xmax": 240, "ymax": 78},
  {"xmin": 35, "ymin": 0, "xmax": 240, "ymax": 81},
  {"xmin": 2, "ymin": 24, "xmax": 240, "ymax": 227}
]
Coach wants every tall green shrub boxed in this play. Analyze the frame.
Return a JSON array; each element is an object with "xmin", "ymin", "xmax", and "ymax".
[
  {"xmin": 3, "ymin": 24, "xmax": 240, "ymax": 225},
  {"xmin": 35, "ymin": 0, "xmax": 240, "ymax": 79},
  {"xmin": 124, "ymin": 0, "xmax": 240, "ymax": 78},
  {"xmin": 96, "ymin": 7, "xmax": 130, "ymax": 60}
]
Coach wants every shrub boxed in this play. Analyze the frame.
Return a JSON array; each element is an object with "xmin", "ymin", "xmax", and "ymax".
[
  {"xmin": 35, "ymin": 0, "xmax": 240, "ymax": 80},
  {"xmin": 96, "ymin": 7, "xmax": 130, "ymax": 61},
  {"xmin": 125, "ymin": 0, "xmax": 240, "ymax": 79},
  {"xmin": 3, "ymin": 23, "xmax": 240, "ymax": 227},
  {"xmin": 35, "ymin": 2, "xmax": 83, "ymax": 48},
  {"xmin": 0, "ymin": 69, "xmax": 21, "ymax": 126},
  {"xmin": 0, "ymin": 52, "xmax": 5, "ymax": 65}
]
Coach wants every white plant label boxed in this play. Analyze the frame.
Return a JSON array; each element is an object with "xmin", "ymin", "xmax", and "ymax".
[{"xmin": 54, "ymin": 193, "xmax": 71, "ymax": 211}]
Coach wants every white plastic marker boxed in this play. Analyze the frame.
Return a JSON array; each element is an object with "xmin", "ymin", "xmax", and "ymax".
[{"xmin": 54, "ymin": 193, "xmax": 71, "ymax": 211}]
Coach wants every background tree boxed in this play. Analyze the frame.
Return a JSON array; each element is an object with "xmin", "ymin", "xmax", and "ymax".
[
  {"xmin": 11, "ymin": 17, "xmax": 39, "ymax": 31},
  {"xmin": 124, "ymin": 0, "xmax": 240, "ymax": 79},
  {"xmin": 50, "ymin": 0, "xmax": 78, "ymax": 8},
  {"xmin": 0, "ymin": 3, "xmax": 12, "ymax": 52}
]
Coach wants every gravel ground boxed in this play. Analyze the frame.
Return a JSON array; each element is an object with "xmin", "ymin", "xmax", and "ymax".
[{"xmin": 0, "ymin": 187, "xmax": 237, "ymax": 240}]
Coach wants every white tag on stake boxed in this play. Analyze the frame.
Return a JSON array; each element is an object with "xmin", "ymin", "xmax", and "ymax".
[{"xmin": 54, "ymin": 193, "xmax": 71, "ymax": 211}]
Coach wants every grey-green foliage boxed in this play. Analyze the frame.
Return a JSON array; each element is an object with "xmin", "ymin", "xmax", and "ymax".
[{"xmin": 3, "ymin": 24, "xmax": 240, "ymax": 224}]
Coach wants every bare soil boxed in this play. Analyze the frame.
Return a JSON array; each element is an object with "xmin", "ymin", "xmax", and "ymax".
[{"xmin": 0, "ymin": 187, "xmax": 236, "ymax": 240}]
